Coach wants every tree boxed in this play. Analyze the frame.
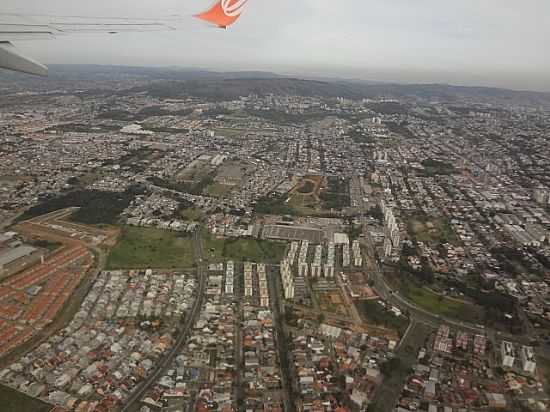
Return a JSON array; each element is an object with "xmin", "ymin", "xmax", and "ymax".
[{"xmin": 380, "ymin": 358, "xmax": 403, "ymax": 378}]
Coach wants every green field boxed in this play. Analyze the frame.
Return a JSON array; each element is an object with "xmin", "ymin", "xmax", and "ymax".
[
  {"xmin": 179, "ymin": 207, "xmax": 205, "ymax": 222},
  {"xmin": 204, "ymin": 182, "xmax": 234, "ymax": 198},
  {"xmin": 421, "ymin": 158, "xmax": 457, "ymax": 176},
  {"xmin": 284, "ymin": 176, "xmax": 348, "ymax": 216},
  {"xmin": 29, "ymin": 239, "xmax": 62, "ymax": 252},
  {"xmin": 401, "ymin": 280, "xmax": 483, "ymax": 323},
  {"xmin": 254, "ymin": 194, "xmax": 294, "ymax": 216},
  {"xmin": 107, "ymin": 226, "xmax": 196, "ymax": 269},
  {"xmin": 202, "ymin": 234, "xmax": 286, "ymax": 263},
  {"xmin": 213, "ymin": 128, "xmax": 245, "ymax": 138},
  {"xmin": 296, "ymin": 180, "xmax": 316, "ymax": 194},
  {"xmin": 320, "ymin": 176, "xmax": 350, "ymax": 210},
  {"xmin": 288, "ymin": 194, "xmax": 322, "ymax": 215},
  {"xmin": 0, "ymin": 385, "xmax": 52, "ymax": 412},
  {"xmin": 408, "ymin": 215, "xmax": 458, "ymax": 245}
]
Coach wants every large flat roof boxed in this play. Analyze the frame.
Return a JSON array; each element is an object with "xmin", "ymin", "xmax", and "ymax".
[
  {"xmin": 0, "ymin": 245, "xmax": 37, "ymax": 267},
  {"xmin": 263, "ymin": 225, "xmax": 325, "ymax": 243}
]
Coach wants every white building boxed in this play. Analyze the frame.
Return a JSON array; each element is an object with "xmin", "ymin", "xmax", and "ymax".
[
  {"xmin": 342, "ymin": 243, "xmax": 350, "ymax": 267},
  {"xmin": 299, "ymin": 263, "xmax": 308, "ymax": 278},
  {"xmin": 280, "ymin": 259, "xmax": 295, "ymax": 300},
  {"xmin": 501, "ymin": 341, "xmax": 515, "ymax": 368},
  {"xmin": 352, "ymin": 240, "xmax": 363, "ymax": 267},
  {"xmin": 311, "ymin": 245, "xmax": 323, "ymax": 277},
  {"xmin": 520, "ymin": 346, "xmax": 536, "ymax": 374}
]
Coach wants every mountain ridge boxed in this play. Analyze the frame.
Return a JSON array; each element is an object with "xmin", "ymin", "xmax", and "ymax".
[{"xmin": 1, "ymin": 64, "xmax": 549, "ymax": 108}]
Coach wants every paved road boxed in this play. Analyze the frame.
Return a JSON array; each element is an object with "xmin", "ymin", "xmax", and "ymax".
[
  {"xmin": 370, "ymin": 321, "xmax": 432, "ymax": 412},
  {"xmin": 361, "ymin": 225, "xmax": 485, "ymax": 332},
  {"xmin": 234, "ymin": 266, "xmax": 243, "ymax": 410},
  {"xmin": 268, "ymin": 268, "xmax": 296, "ymax": 412},
  {"xmin": 122, "ymin": 230, "xmax": 207, "ymax": 411}
]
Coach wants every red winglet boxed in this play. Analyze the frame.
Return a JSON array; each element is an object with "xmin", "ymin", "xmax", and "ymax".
[{"xmin": 195, "ymin": 0, "xmax": 248, "ymax": 28}]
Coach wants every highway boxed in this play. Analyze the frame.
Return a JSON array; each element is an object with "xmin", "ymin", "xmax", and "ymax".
[{"xmin": 122, "ymin": 230, "xmax": 207, "ymax": 412}]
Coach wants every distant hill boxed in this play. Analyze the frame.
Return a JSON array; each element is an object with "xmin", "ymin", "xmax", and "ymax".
[
  {"xmin": 0, "ymin": 64, "xmax": 284, "ymax": 84},
  {"xmin": 125, "ymin": 78, "xmax": 366, "ymax": 100},
  {"xmin": 1, "ymin": 64, "xmax": 549, "ymax": 108},
  {"xmin": 127, "ymin": 77, "xmax": 550, "ymax": 108},
  {"xmin": 351, "ymin": 82, "xmax": 550, "ymax": 107}
]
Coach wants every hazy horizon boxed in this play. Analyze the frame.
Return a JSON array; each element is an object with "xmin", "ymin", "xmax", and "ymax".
[{"xmin": 3, "ymin": 0, "xmax": 550, "ymax": 92}]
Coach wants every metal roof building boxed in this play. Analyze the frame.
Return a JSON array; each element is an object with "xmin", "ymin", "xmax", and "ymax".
[{"xmin": 0, "ymin": 245, "xmax": 37, "ymax": 268}]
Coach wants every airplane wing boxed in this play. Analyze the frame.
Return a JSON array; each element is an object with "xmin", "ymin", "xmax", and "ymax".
[
  {"xmin": 0, "ymin": 13, "xmax": 181, "ymax": 76},
  {"xmin": 0, "ymin": 1, "xmax": 250, "ymax": 76}
]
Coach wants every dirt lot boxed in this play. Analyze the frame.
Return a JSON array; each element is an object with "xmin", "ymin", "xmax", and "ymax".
[{"xmin": 317, "ymin": 291, "xmax": 350, "ymax": 317}]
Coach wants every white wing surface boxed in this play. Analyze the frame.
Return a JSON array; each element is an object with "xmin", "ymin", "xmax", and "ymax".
[{"xmin": 0, "ymin": 13, "xmax": 180, "ymax": 75}]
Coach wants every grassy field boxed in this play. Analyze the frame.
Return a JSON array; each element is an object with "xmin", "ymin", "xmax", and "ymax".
[
  {"xmin": 401, "ymin": 279, "xmax": 484, "ymax": 323},
  {"xmin": 179, "ymin": 207, "xmax": 205, "ymax": 222},
  {"xmin": 202, "ymin": 233, "xmax": 286, "ymax": 264},
  {"xmin": 177, "ymin": 161, "xmax": 214, "ymax": 183},
  {"xmin": 384, "ymin": 267, "xmax": 485, "ymax": 324},
  {"xmin": 0, "ymin": 385, "xmax": 52, "ymax": 412},
  {"xmin": 288, "ymin": 193, "xmax": 322, "ymax": 215},
  {"xmin": 296, "ymin": 180, "xmax": 317, "ymax": 194},
  {"xmin": 213, "ymin": 128, "xmax": 246, "ymax": 138},
  {"xmin": 284, "ymin": 175, "xmax": 349, "ymax": 215},
  {"xmin": 408, "ymin": 214, "xmax": 458, "ymax": 245},
  {"xmin": 320, "ymin": 176, "xmax": 350, "ymax": 210},
  {"xmin": 106, "ymin": 226, "xmax": 195, "ymax": 269},
  {"xmin": 204, "ymin": 182, "xmax": 234, "ymax": 198},
  {"xmin": 29, "ymin": 239, "xmax": 62, "ymax": 252},
  {"xmin": 202, "ymin": 234, "xmax": 226, "ymax": 261}
]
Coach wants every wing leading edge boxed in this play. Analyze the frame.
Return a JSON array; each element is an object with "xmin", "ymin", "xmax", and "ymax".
[
  {"xmin": 0, "ymin": 14, "xmax": 179, "ymax": 76},
  {"xmin": 0, "ymin": 41, "xmax": 48, "ymax": 75}
]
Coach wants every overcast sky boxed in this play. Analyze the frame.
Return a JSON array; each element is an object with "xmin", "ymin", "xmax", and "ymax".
[{"xmin": 3, "ymin": 0, "xmax": 550, "ymax": 91}]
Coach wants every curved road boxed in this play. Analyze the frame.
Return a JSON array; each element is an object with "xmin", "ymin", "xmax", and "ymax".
[
  {"xmin": 362, "ymin": 227, "xmax": 538, "ymax": 349},
  {"xmin": 363, "ymin": 226, "xmax": 493, "ymax": 335}
]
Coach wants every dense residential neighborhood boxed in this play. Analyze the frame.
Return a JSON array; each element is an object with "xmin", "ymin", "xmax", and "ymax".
[{"xmin": 1, "ymin": 66, "xmax": 550, "ymax": 412}]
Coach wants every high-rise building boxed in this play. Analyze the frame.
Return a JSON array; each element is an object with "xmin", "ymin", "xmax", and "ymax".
[
  {"xmin": 501, "ymin": 341, "xmax": 515, "ymax": 368},
  {"xmin": 352, "ymin": 240, "xmax": 363, "ymax": 267},
  {"xmin": 520, "ymin": 346, "xmax": 536, "ymax": 374}
]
